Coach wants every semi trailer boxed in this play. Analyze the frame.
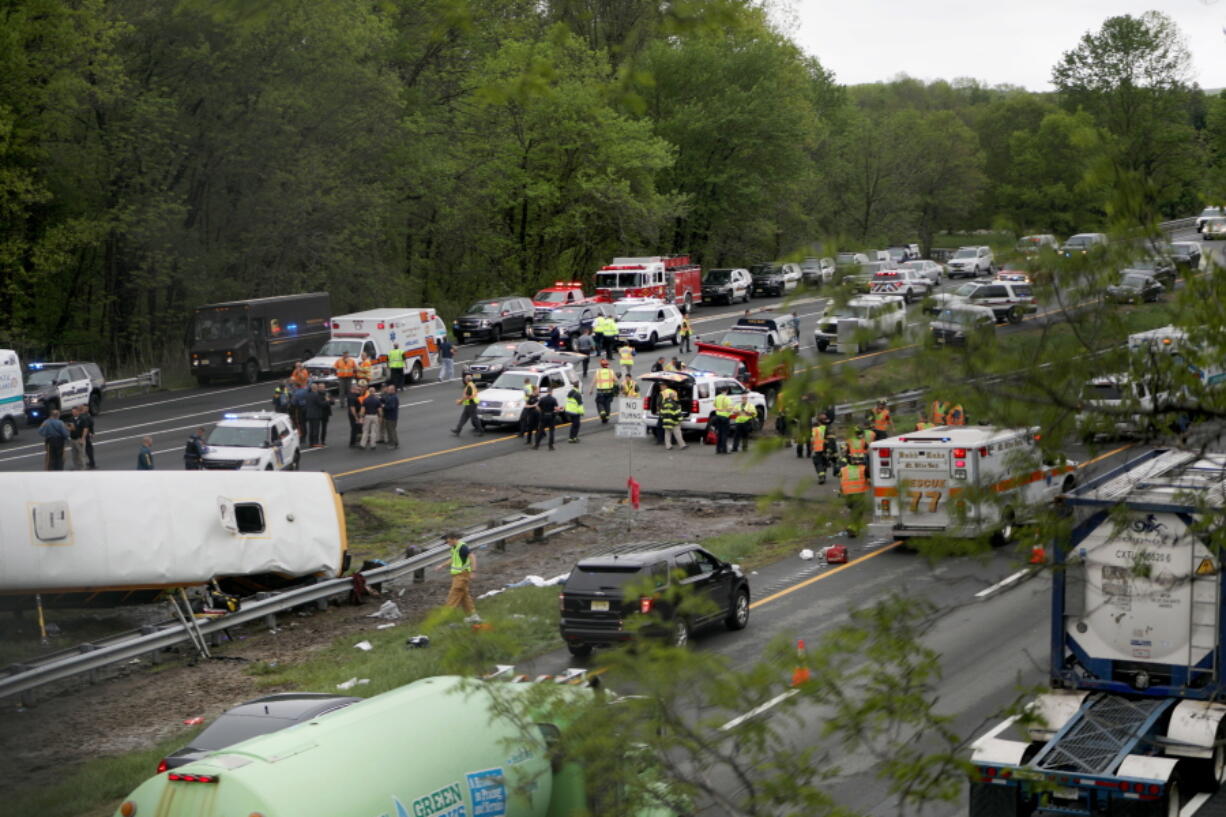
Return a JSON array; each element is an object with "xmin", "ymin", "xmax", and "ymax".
[{"xmin": 969, "ymin": 448, "xmax": 1226, "ymax": 816}]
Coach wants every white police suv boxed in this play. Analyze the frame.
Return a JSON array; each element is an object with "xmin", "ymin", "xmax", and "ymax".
[{"xmin": 201, "ymin": 412, "xmax": 301, "ymax": 471}]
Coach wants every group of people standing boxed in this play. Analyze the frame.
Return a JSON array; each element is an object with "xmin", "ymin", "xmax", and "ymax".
[{"xmin": 36, "ymin": 405, "xmax": 96, "ymax": 471}]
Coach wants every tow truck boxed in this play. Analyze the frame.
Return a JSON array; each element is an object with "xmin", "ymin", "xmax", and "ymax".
[
  {"xmin": 969, "ymin": 449, "xmax": 1226, "ymax": 817},
  {"xmin": 594, "ymin": 256, "xmax": 703, "ymax": 312},
  {"xmin": 687, "ymin": 341, "xmax": 789, "ymax": 398}
]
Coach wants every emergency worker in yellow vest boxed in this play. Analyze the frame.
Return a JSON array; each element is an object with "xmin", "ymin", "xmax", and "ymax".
[
  {"xmin": 846, "ymin": 425, "xmax": 868, "ymax": 466},
  {"xmin": 356, "ymin": 352, "xmax": 374, "ymax": 385},
  {"xmin": 839, "ymin": 462, "xmax": 869, "ymax": 537},
  {"xmin": 712, "ymin": 386, "xmax": 733, "ymax": 454},
  {"xmin": 730, "ymin": 394, "xmax": 755, "ymax": 453},
  {"xmin": 589, "ymin": 358, "xmax": 618, "ymax": 423},
  {"xmin": 435, "ymin": 531, "xmax": 479, "ymax": 621},
  {"xmin": 387, "ymin": 343, "xmax": 406, "ymax": 390},
  {"xmin": 931, "ymin": 399, "xmax": 949, "ymax": 425},
  {"xmin": 620, "ymin": 375, "xmax": 639, "ymax": 398},
  {"xmin": 679, "ymin": 316, "xmax": 693, "ymax": 354},
  {"xmin": 617, "ymin": 341, "xmax": 636, "ymax": 379},
  {"xmin": 450, "ymin": 374, "xmax": 483, "ymax": 436},
  {"xmin": 915, "ymin": 409, "xmax": 934, "ymax": 431}
]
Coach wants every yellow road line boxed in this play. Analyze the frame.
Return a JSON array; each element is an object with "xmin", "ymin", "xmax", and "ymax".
[
  {"xmin": 333, "ymin": 414, "xmax": 614, "ymax": 479},
  {"xmin": 749, "ymin": 541, "xmax": 902, "ymax": 609}
]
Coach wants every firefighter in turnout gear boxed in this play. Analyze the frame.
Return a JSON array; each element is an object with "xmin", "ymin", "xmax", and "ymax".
[
  {"xmin": 590, "ymin": 358, "xmax": 618, "ymax": 423},
  {"xmin": 946, "ymin": 403, "xmax": 966, "ymax": 425},
  {"xmin": 846, "ymin": 426, "xmax": 869, "ymax": 466},
  {"xmin": 659, "ymin": 390, "xmax": 685, "ymax": 450}
]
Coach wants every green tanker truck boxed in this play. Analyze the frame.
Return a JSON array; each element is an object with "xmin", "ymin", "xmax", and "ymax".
[{"xmin": 114, "ymin": 674, "xmax": 677, "ymax": 817}]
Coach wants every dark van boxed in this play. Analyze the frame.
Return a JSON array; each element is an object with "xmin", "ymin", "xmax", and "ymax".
[{"xmin": 189, "ymin": 293, "xmax": 331, "ymax": 385}]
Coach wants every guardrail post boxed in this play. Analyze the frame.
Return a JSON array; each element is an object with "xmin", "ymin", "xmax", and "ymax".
[
  {"xmin": 264, "ymin": 613, "xmax": 277, "ymax": 632},
  {"xmin": 489, "ymin": 519, "xmax": 507, "ymax": 552}
]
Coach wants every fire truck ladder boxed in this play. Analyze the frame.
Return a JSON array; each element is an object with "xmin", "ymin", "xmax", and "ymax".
[{"xmin": 1029, "ymin": 694, "xmax": 1175, "ymax": 775}]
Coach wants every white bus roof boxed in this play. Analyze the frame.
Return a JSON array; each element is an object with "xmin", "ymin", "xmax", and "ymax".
[{"xmin": 872, "ymin": 426, "xmax": 1035, "ymax": 448}]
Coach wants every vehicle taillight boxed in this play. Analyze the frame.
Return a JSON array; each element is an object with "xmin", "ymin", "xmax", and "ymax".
[
  {"xmin": 376, "ymin": 322, "xmax": 386, "ymax": 329},
  {"xmin": 643, "ymin": 397, "xmax": 650, "ymax": 410},
  {"xmin": 877, "ymin": 447, "xmax": 890, "ymax": 458},
  {"xmin": 691, "ymin": 400, "xmax": 699, "ymax": 414},
  {"xmin": 640, "ymin": 597, "xmax": 654, "ymax": 614},
  {"xmin": 157, "ymin": 759, "xmax": 169, "ymax": 774},
  {"xmin": 952, "ymin": 448, "xmax": 966, "ymax": 457},
  {"xmin": 168, "ymin": 773, "xmax": 220, "ymax": 783},
  {"xmin": 954, "ymin": 459, "xmax": 966, "ymax": 469},
  {"xmin": 559, "ymin": 592, "xmax": 565, "ymax": 612},
  {"xmin": 977, "ymin": 447, "xmax": 989, "ymax": 457},
  {"xmin": 331, "ymin": 321, "xmax": 339, "ymax": 329}
]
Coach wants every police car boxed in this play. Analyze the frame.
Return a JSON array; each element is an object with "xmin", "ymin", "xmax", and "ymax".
[
  {"xmin": 201, "ymin": 412, "xmax": 301, "ymax": 471},
  {"xmin": 476, "ymin": 364, "xmax": 581, "ymax": 427},
  {"xmin": 23, "ymin": 361, "xmax": 106, "ymax": 423}
]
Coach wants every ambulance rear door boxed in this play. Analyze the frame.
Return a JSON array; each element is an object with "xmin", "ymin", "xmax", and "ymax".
[{"xmin": 894, "ymin": 443, "xmax": 959, "ymax": 532}]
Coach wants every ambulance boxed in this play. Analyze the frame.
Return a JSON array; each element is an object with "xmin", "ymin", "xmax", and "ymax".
[
  {"xmin": 0, "ymin": 349, "xmax": 22, "ymax": 443},
  {"xmin": 304, "ymin": 309, "xmax": 442, "ymax": 390},
  {"xmin": 867, "ymin": 426, "xmax": 1076, "ymax": 543}
]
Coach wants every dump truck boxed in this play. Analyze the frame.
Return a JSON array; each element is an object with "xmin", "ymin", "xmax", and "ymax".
[
  {"xmin": 114, "ymin": 673, "xmax": 676, "ymax": 817},
  {"xmin": 687, "ymin": 340, "xmax": 789, "ymax": 397},
  {"xmin": 969, "ymin": 448, "xmax": 1226, "ymax": 816}
]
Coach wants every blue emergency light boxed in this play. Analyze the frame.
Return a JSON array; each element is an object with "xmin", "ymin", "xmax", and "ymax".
[
  {"xmin": 29, "ymin": 363, "xmax": 43, "ymax": 370},
  {"xmin": 223, "ymin": 413, "xmax": 239, "ymax": 419}
]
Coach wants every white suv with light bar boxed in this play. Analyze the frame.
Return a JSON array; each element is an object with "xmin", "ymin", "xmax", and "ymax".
[{"xmin": 201, "ymin": 412, "xmax": 301, "ymax": 471}]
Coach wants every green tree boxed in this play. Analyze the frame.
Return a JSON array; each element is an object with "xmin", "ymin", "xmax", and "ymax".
[{"xmin": 1051, "ymin": 11, "xmax": 1200, "ymax": 222}]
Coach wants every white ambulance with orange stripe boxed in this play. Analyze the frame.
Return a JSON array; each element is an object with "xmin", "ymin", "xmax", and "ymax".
[
  {"xmin": 305, "ymin": 309, "xmax": 442, "ymax": 389},
  {"xmin": 867, "ymin": 426, "xmax": 1076, "ymax": 543}
]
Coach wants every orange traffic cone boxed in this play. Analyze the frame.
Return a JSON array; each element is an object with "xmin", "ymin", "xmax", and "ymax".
[
  {"xmin": 791, "ymin": 639, "xmax": 811, "ymax": 687},
  {"xmin": 1029, "ymin": 545, "xmax": 1047, "ymax": 565}
]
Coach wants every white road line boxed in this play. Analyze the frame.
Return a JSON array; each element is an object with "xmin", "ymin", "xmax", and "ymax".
[
  {"xmin": 719, "ymin": 689, "xmax": 799, "ymax": 731},
  {"xmin": 1, "ymin": 400, "xmax": 271, "ymax": 455},
  {"xmin": 974, "ymin": 569, "xmax": 1032, "ymax": 600},
  {"xmin": 106, "ymin": 381, "xmax": 264, "ymax": 412},
  {"xmin": 1182, "ymin": 793, "xmax": 1211, "ymax": 816}
]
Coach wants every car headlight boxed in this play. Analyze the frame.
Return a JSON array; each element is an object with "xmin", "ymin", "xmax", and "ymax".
[{"xmin": 241, "ymin": 457, "xmax": 262, "ymax": 466}]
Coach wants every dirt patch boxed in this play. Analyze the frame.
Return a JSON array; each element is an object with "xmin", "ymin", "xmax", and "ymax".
[{"xmin": 0, "ymin": 480, "xmax": 774, "ymax": 801}]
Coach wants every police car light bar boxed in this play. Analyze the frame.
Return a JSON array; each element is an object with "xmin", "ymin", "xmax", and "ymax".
[{"xmin": 223, "ymin": 413, "xmax": 239, "ymax": 419}]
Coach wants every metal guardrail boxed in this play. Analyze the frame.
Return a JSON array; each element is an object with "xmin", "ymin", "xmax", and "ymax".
[
  {"xmin": 1159, "ymin": 217, "xmax": 1197, "ymax": 234},
  {"xmin": 107, "ymin": 368, "xmax": 161, "ymax": 393},
  {"xmin": 0, "ymin": 495, "xmax": 588, "ymax": 703}
]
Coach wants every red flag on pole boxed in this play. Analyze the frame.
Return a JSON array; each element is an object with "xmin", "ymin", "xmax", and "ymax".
[{"xmin": 627, "ymin": 476, "xmax": 641, "ymax": 509}]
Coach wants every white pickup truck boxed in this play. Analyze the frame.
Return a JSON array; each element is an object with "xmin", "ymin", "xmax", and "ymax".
[{"xmin": 868, "ymin": 269, "xmax": 932, "ymax": 303}]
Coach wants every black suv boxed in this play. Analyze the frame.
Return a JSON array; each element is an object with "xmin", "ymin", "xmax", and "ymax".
[
  {"xmin": 452, "ymin": 296, "xmax": 535, "ymax": 343},
  {"xmin": 558, "ymin": 542, "xmax": 750, "ymax": 657},
  {"xmin": 529, "ymin": 302, "xmax": 616, "ymax": 349}
]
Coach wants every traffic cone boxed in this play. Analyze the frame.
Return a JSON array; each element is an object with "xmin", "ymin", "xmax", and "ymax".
[
  {"xmin": 1029, "ymin": 545, "xmax": 1047, "ymax": 565},
  {"xmin": 791, "ymin": 639, "xmax": 811, "ymax": 687}
]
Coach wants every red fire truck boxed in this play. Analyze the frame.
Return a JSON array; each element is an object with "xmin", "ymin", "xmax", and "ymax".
[{"xmin": 594, "ymin": 256, "xmax": 703, "ymax": 312}]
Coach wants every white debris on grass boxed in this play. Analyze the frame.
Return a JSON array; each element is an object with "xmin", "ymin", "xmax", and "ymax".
[
  {"xmin": 798, "ymin": 548, "xmax": 815, "ymax": 561},
  {"xmin": 367, "ymin": 600, "xmax": 402, "ymax": 620},
  {"xmin": 354, "ymin": 640, "xmax": 373, "ymax": 651}
]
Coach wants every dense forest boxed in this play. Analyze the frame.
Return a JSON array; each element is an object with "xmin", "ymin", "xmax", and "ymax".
[{"xmin": 1, "ymin": 1, "xmax": 1220, "ymax": 371}]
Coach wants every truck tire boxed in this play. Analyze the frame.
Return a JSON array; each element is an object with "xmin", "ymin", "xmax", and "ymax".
[
  {"xmin": 0, "ymin": 417, "xmax": 15, "ymax": 443},
  {"xmin": 407, "ymin": 361, "xmax": 423, "ymax": 384},
  {"xmin": 683, "ymin": 293, "xmax": 693, "ymax": 313},
  {"xmin": 991, "ymin": 510, "xmax": 1015, "ymax": 547},
  {"xmin": 967, "ymin": 781, "xmax": 1021, "ymax": 817},
  {"xmin": 243, "ymin": 359, "xmax": 259, "ymax": 384}
]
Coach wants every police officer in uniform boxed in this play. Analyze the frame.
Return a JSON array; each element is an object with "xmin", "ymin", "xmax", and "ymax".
[
  {"xmin": 565, "ymin": 384, "xmax": 585, "ymax": 443},
  {"xmin": 184, "ymin": 427, "xmax": 208, "ymax": 469},
  {"xmin": 535, "ymin": 387, "xmax": 559, "ymax": 450}
]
